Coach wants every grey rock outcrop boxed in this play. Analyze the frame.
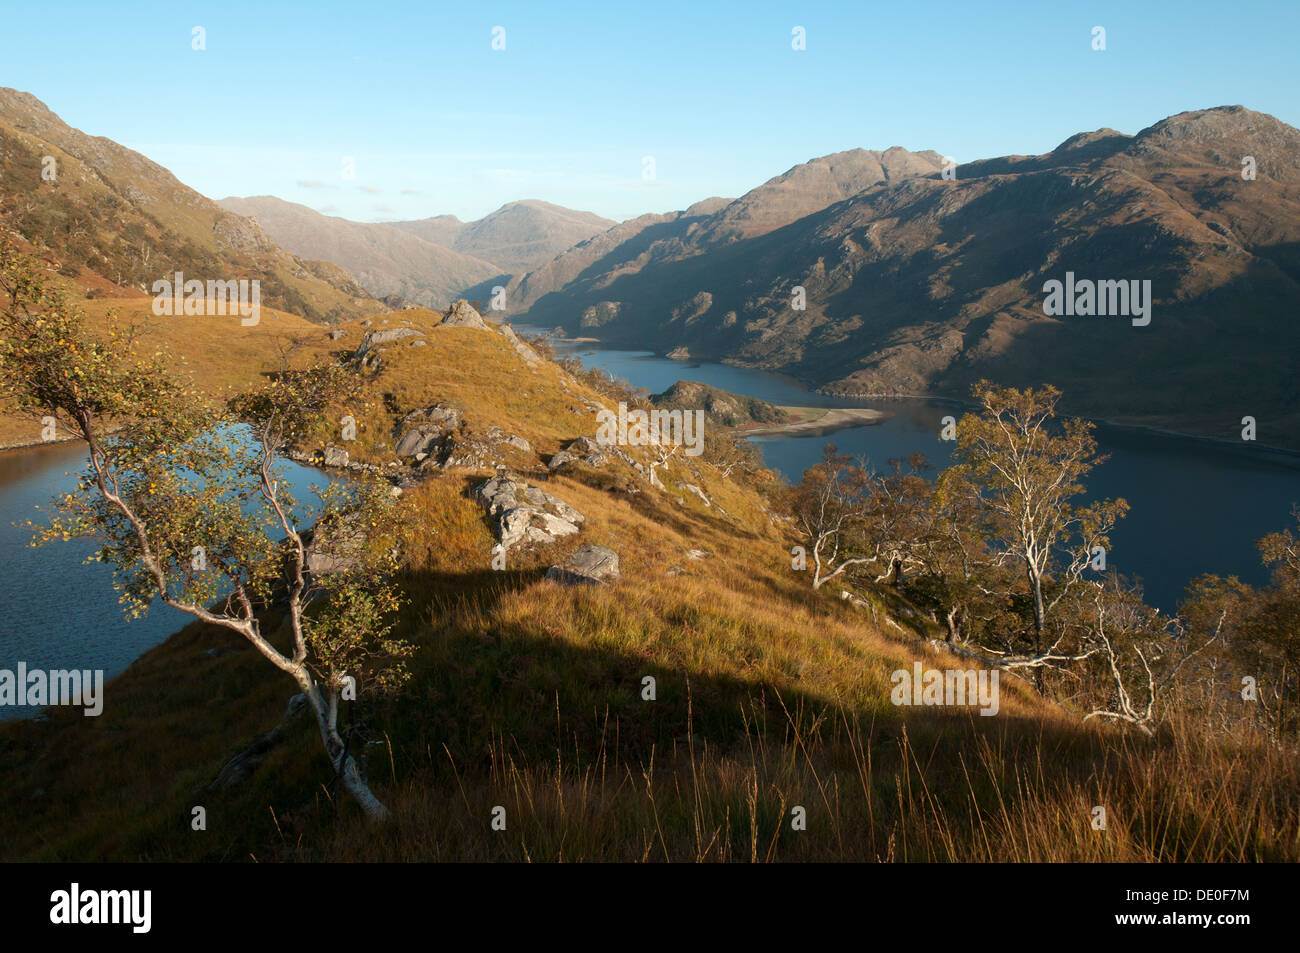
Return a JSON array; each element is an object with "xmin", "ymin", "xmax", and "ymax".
[
  {"xmin": 438, "ymin": 427, "xmax": 535, "ymax": 471},
  {"xmin": 476, "ymin": 476, "xmax": 584, "ymax": 549},
  {"xmin": 395, "ymin": 428, "xmax": 440, "ymax": 457},
  {"xmin": 440, "ymin": 299, "xmax": 489, "ymax": 329},
  {"xmin": 546, "ymin": 545, "xmax": 620, "ymax": 586},
  {"xmin": 548, "ymin": 436, "xmax": 608, "ymax": 471},
  {"xmin": 485, "ymin": 426, "xmax": 531, "ymax": 454},
  {"xmin": 394, "ymin": 404, "xmax": 463, "ymax": 458},
  {"xmin": 498, "ymin": 323, "xmax": 542, "ymax": 366},
  {"xmin": 355, "ymin": 326, "xmax": 422, "ymax": 359},
  {"xmin": 305, "ymin": 513, "xmax": 363, "ymax": 574},
  {"xmin": 547, "ymin": 450, "xmax": 579, "ymax": 471}
]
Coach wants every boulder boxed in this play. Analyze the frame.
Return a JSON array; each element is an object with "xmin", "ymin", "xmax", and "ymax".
[
  {"xmin": 485, "ymin": 426, "xmax": 531, "ymax": 453},
  {"xmin": 395, "ymin": 427, "xmax": 439, "ymax": 457},
  {"xmin": 499, "ymin": 508, "xmax": 581, "ymax": 548},
  {"xmin": 476, "ymin": 476, "xmax": 585, "ymax": 549},
  {"xmin": 548, "ymin": 450, "xmax": 579, "ymax": 471},
  {"xmin": 440, "ymin": 300, "xmax": 488, "ymax": 329},
  {"xmin": 401, "ymin": 404, "xmax": 462, "ymax": 430},
  {"xmin": 355, "ymin": 326, "xmax": 422, "ymax": 360},
  {"xmin": 305, "ymin": 517, "xmax": 359, "ymax": 574},
  {"xmin": 439, "ymin": 428, "xmax": 534, "ymax": 471},
  {"xmin": 393, "ymin": 405, "xmax": 463, "ymax": 459},
  {"xmin": 546, "ymin": 545, "xmax": 620, "ymax": 586},
  {"xmin": 549, "ymin": 436, "xmax": 607, "ymax": 470},
  {"xmin": 322, "ymin": 446, "xmax": 350, "ymax": 468}
]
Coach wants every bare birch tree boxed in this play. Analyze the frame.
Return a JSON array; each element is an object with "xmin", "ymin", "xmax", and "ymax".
[
  {"xmin": 789, "ymin": 445, "xmax": 877, "ymax": 589},
  {"xmin": 948, "ymin": 382, "xmax": 1128, "ymax": 655}
]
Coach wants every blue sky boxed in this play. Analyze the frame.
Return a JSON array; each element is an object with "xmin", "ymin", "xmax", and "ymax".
[{"xmin": 3, "ymin": 0, "xmax": 1297, "ymax": 223}]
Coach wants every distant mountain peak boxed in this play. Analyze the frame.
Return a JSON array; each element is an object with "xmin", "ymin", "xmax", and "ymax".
[
  {"xmin": 1053, "ymin": 128, "xmax": 1127, "ymax": 151},
  {"xmin": 1135, "ymin": 104, "xmax": 1296, "ymax": 143},
  {"xmin": 383, "ymin": 200, "xmax": 616, "ymax": 276},
  {"xmin": 1132, "ymin": 105, "xmax": 1300, "ymax": 179}
]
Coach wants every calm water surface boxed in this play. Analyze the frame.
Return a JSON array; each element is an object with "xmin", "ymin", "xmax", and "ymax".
[
  {"xmin": 0, "ymin": 438, "xmax": 329, "ymax": 720},
  {"xmin": 528, "ymin": 331, "xmax": 1300, "ymax": 613}
]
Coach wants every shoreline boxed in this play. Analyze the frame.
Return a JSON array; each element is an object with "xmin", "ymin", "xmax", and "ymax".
[
  {"xmin": 740, "ymin": 406, "xmax": 887, "ymax": 438},
  {"xmin": 478, "ymin": 327, "xmax": 1300, "ymax": 458},
  {"xmin": 0, "ymin": 435, "xmax": 83, "ymax": 453}
]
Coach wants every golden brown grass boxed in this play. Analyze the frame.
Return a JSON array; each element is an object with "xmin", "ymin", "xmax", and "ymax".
[
  {"xmin": 0, "ymin": 297, "xmax": 342, "ymax": 447},
  {"xmin": 1, "ymin": 307, "xmax": 1296, "ymax": 862}
]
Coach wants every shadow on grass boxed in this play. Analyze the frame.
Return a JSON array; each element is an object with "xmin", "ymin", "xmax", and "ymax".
[{"xmin": 2, "ymin": 558, "xmax": 1296, "ymax": 862}]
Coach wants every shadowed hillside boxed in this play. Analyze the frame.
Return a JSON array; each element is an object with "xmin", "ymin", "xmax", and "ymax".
[{"xmin": 509, "ymin": 107, "xmax": 1300, "ymax": 447}]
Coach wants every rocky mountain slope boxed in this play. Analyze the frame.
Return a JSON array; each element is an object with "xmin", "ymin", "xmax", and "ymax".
[
  {"xmin": 508, "ymin": 108, "xmax": 1300, "ymax": 445},
  {"xmin": 506, "ymin": 148, "xmax": 944, "ymax": 320},
  {"xmin": 217, "ymin": 196, "xmax": 503, "ymax": 309},
  {"xmin": 220, "ymin": 197, "xmax": 616, "ymax": 308},
  {"xmin": 0, "ymin": 88, "xmax": 382, "ymax": 323},
  {"xmin": 388, "ymin": 199, "xmax": 616, "ymax": 276},
  {"xmin": 650, "ymin": 379, "xmax": 790, "ymax": 428}
]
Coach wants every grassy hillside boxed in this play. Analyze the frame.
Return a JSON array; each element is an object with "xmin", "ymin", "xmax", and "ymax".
[
  {"xmin": 0, "ymin": 287, "xmax": 341, "ymax": 448},
  {"xmin": 1, "ymin": 303, "xmax": 1295, "ymax": 862},
  {"xmin": 0, "ymin": 88, "xmax": 384, "ymax": 324}
]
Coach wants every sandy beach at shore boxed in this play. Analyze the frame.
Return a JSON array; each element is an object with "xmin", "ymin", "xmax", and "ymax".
[{"xmin": 741, "ymin": 406, "xmax": 886, "ymax": 437}]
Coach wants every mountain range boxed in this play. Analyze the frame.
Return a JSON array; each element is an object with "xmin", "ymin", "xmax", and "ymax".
[
  {"xmin": 0, "ymin": 88, "xmax": 613, "ymax": 317},
  {"xmin": 4, "ymin": 87, "xmax": 1298, "ymax": 444},
  {"xmin": 218, "ymin": 196, "xmax": 614, "ymax": 308},
  {"xmin": 503, "ymin": 107, "xmax": 1300, "ymax": 444}
]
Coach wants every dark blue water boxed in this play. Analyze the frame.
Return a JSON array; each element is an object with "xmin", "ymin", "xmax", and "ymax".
[
  {"xmin": 0, "ymin": 438, "xmax": 331, "ymax": 721},
  {"xmin": 525, "ymin": 330, "xmax": 1300, "ymax": 612}
]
